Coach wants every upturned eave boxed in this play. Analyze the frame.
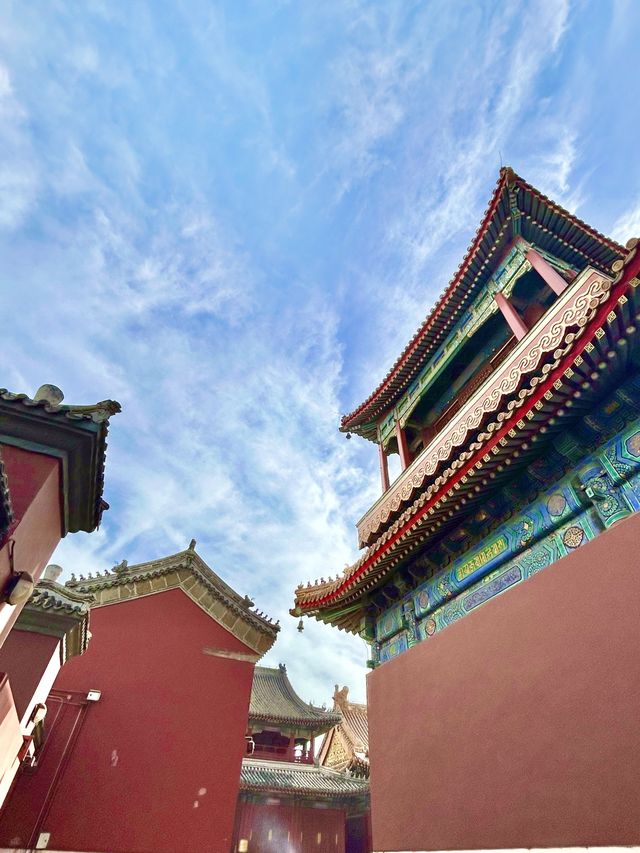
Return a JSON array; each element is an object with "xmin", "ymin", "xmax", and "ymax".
[
  {"xmin": 249, "ymin": 665, "xmax": 342, "ymax": 731},
  {"xmin": 0, "ymin": 389, "xmax": 121, "ymax": 535},
  {"xmin": 239, "ymin": 758, "xmax": 369, "ymax": 799}
]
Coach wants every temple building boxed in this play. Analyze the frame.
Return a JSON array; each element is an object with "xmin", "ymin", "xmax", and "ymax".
[
  {"xmin": 293, "ymin": 169, "xmax": 640, "ymax": 850},
  {"xmin": 0, "ymin": 545, "xmax": 279, "ymax": 853},
  {"xmin": 0, "ymin": 384, "xmax": 119, "ymax": 809},
  {"xmin": 233, "ymin": 664, "xmax": 370, "ymax": 853},
  {"xmin": 319, "ymin": 685, "xmax": 369, "ymax": 780}
]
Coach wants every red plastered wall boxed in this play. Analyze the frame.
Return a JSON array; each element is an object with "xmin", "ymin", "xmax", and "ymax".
[
  {"xmin": 0, "ymin": 445, "xmax": 61, "ymax": 648},
  {"xmin": 0, "ymin": 587, "xmax": 256, "ymax": 853},
  {"xmin": 368, "ymin": 511, "xmax": 640, "ymax": 851},
  {"xmin": 0, "ymin": 631, "xmax": 59, "ymax": 721}
]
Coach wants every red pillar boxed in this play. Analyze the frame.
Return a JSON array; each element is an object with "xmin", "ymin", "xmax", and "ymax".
[
  {"xmin": 378, "ymin": 444, "xmax": 390, "ymax": 492},
  {"xmin": 527, "ymin": 249, "xmax": 569, "ymax": 296},
  {"xmin": 287, "ymin": 738, "xmax": 295, "ymax": 762},
  {"xmin": 494, "ymin": 292, "xmax": 528, "ymax": 341},
  {"xmin": 395, "ymin": 422, "xmax": 411, "ymax": 471}
]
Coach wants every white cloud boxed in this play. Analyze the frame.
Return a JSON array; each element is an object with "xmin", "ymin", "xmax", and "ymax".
[
  {"xmin": 6, "ymin": 133, "xmax": 377, "ymax": 701},
  {"xmin": 611, "ymin": 202, "xmax": 640, "ymax": 245}
]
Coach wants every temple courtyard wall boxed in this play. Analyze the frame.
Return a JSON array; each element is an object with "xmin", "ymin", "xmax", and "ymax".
[{"xmin": 367, "ymin": 509, "xmax": 640, "ymax": 852}]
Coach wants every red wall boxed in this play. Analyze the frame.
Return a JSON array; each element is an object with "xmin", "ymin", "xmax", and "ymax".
[
  {"xmin": 0, "ymin": 675, "xmax": 22, "ymax": 794},
  {"xmin": 0, "ymin": 631, "xmax": 59, "ymax": 721},
  {"xmin": 0, "ymin": 588, "xmax": 257, "ymax": 853},
  {"xmin": 368, "ymin": 511, "xmax": 640, "ymax": 851},
  {"xmin": 233, "ymin": 799, "xmax": 345, "ymax": 853},
  {"xmin": 0, "ymin": 446, "xmax": 61, "ymax": 648},
  {"xmin": 346, "ymin": 812, "xmax": 371, "ymax": 853}
]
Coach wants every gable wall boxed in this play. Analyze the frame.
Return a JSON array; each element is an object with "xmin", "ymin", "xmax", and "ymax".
[{"xmin": 0, "ymin": 587, "xmax": 256, "ymax": 853}]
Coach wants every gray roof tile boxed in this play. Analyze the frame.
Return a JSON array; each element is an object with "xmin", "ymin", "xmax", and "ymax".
[
  {"xmin": 240, "ymin": 758, "xmax": 368, "ymax": 797},
  {"xmin": 249, "ymin": 665, "xmax": 341, "ymax": 730}
]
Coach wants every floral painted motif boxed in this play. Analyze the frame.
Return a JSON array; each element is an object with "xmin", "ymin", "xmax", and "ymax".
[
  {"xmin": 546, "ymin": 494, "xmax": 567, "ymax": 517},
  {"xmin": 562, "ymin": 526, "xmax": 584, "ymax": 548}
]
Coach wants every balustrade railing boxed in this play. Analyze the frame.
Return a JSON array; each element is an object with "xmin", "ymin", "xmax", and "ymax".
[{"xmin": 252, "ymin": 743, "xmax": 313, "ymax": 764}]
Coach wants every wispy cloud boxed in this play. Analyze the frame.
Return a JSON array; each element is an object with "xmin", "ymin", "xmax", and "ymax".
[
  {"xmin": 611, "ymin": 202, "xmax": 640, "ymax": 245},
  {"xmin": 332, "ymin": 0, "xmax": 577, "ymax": 407},
  {"xmin": 0, "ymin": 62, "xmax": 40, "ymax": 230}
]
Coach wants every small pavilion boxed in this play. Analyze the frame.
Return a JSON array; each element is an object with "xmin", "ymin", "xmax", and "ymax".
[{"xmin": 234, "ymin": 664, "xmax": 370, "ymax": 853}]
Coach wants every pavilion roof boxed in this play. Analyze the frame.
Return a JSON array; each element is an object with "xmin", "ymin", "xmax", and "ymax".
[
  {"xmin": 66, "ymin": 543, "xmax": 279, "ymax": 658},
  {"xmin": 0, "ymin": 384, "xmax": 121, "ymax": 535},
  {"xmin": 240, "ymin": 757, "xmax": 368, "ymax": 798},
  {"xmin": 335, "ymin": 688, "xmax": 368, "ymax": 754},
  {"xmin": 341, "ymin": 168, "xmax": 625, "ymax": 441},
  {"xmin": 249, "ymin": 664, "xmax": 341, "ymax": 731},
  {"xmin": 294, "ymin": 238, "xmax": 640, "ymax": 630},
  {"xmin": 319, "ymin": 686, "xmax": 369, "ymax": 778}
]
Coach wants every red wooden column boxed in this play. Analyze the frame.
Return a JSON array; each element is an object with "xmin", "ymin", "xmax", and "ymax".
[
  {"xmin": 527, "ymin": 249, "xmax": 568, "ymax": 296},
  {"xmin": 395, "ymin": 421, "xmax": 411, "ymax": 471},
  {"xmin": 378, "ymin": 444, "xmax": 390, "ymax": 492},
  {"xmin": 494, "ymin": 292, "xmax": 528, "ymax": 341},
  {"xmin": 286, "ymin": 736, "xmax": 296, "ymax": 762}
]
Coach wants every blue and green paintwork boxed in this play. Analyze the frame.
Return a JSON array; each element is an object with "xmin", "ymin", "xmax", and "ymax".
[{"xmin": 372, "ymin": 376, "xmax": 640, "ymax": 665}]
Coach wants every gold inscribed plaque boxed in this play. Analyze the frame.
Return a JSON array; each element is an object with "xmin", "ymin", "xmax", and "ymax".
[{"xmin": 455, "ymin": 536, "xmax": 508, "ymax": 582}]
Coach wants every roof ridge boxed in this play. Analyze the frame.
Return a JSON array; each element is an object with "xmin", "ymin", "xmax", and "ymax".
[
  {"xmin": 280, "ymin": 665, "xmax": 322, "ymax": 713},
  {"xmin": 0, "ymin": 388, "xmax": 121, "ymax": 424},
  {"xmin": 64, "ymin": 546, "xmax": 279, "ymax": 654},
  {"xmin": 512, "ymin": 169, "xmax": 624, "ymax": 253}
]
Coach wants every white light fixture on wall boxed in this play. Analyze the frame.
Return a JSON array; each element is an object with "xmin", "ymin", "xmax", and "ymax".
[{"xmin": 2, "ymin": 540, "xmax": 34, "ymax": 605}]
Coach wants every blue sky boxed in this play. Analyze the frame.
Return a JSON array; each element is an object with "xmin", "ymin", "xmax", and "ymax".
[{"xmin": 2, "ymin": 0, "xmax": 640, "ymax": 704}]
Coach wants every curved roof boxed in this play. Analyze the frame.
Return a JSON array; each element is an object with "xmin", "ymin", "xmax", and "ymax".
[
  {"xmin": 17, "ymin": 579, "xmax": 94, "ymax": 663},
  {"xmin": 333, "ymin": 687, "xmax": 368, "ymax": 756},
  {"xmin": 341, "ymin": 168, "xmax": 625, "ymax": 440},
  {"xmin": 0, "ymin": 385, "xmax": 121, "ymax": 534},
  {"xmin": 294, "ymin": 240, "xmax": 640, "ymax": 628},
  {"xmin": 240, "ymin": 758, "xmax": 368, "ymax": 798},
  {"xmin": 249, "ymin": 664, "xmax": 341, "ymax": 731}
]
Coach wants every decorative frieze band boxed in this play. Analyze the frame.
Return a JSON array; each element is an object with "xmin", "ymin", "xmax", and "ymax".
[{"xmin": 357, "ymin": 268, "xmax": 612, "ymax": 547}]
